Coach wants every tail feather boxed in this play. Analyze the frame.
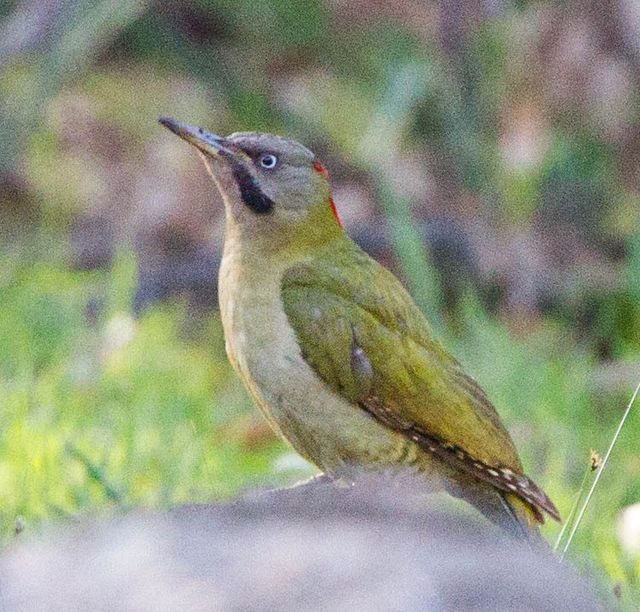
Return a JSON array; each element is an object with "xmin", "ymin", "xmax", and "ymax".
[{"xmin": 447, "ymin": 478, "xmax": 551, "ymax": 547}]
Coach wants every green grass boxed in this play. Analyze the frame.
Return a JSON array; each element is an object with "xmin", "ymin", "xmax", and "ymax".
[
  {"xmin": 0, "ymin": 244, "xmax": 638, "ymax": 608},
  {"xmin": 0, "ymin": 249, "xmax": 315, "ymax": 538}
]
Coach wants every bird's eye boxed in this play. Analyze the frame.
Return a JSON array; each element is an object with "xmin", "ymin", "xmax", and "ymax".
[{"xmin": 259, "ymin": 154, "xmax": 278, "ymax": 169}]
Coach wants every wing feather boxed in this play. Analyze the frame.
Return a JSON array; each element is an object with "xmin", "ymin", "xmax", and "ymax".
[{"xmin": 281, "ymin": 243, "xmax": 559, "ymax": 522}]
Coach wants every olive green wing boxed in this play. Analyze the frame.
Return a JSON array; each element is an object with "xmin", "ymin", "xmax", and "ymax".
[{"xmin": 281, "ymin": 244, "xmax": 559, "ymax": 522}]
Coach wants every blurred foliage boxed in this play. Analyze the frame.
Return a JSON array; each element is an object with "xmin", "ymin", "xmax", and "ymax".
[
  {"xmin": 0, "ymin": 244, "xmax": 315, "ymax": 532},
  {"xmin": 1, "ymin": 0, "xmax": 640, "ymax": 607}
]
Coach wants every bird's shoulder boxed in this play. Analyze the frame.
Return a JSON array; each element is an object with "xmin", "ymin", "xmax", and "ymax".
[{"xmin": 281, "ymin": 239, "xmax": 443, "ymax": 352}]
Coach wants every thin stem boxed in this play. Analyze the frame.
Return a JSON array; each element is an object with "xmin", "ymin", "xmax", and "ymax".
[
  {"xmin": 553, "ymin": 462, "xmax": 591, "ymax": 552},
  {"xmin": 560, "ymin": 380, "xmax": 640, "ymax": 560}
]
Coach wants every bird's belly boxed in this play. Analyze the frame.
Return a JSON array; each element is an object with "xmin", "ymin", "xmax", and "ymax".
[
  {"xmin": 220, "ymin": 273, "xmax": 417, "ymax": 474},
  {"xmin": 236, "ymin": 321, "xmax": 405, "ymax": 472}
]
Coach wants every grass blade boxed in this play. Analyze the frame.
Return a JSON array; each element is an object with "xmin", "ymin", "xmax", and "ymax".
[
  {"xmin": 560, "ymin": 381, "xmax": 640, "ymax": 560},
  {"xmin": 554, "ymin": 450, "xmax": 601, "ymax": 553}
]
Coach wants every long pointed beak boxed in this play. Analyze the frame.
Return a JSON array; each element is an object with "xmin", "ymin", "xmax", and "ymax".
[{"xmin": 159, "ymin": 117, "xmax": 233, "ymax": 158}]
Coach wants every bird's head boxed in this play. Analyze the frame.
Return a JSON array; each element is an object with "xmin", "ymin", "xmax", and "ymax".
[{"xmin": 159, "ymin": 118, "xmax": 343, "ymax": 251}]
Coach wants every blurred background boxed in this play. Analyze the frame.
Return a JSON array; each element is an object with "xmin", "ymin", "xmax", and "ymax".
[{"xmin": 1, "ymin": 0, "xmax": 639, "ymax": 604}]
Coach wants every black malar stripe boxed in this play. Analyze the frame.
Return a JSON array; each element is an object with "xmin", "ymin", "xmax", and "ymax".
[{"xmin": 232, "ymin": 163, "xmax": 274, "ymax": 214}]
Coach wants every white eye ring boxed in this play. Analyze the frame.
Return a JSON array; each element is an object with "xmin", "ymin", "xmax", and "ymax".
[{"xmin": 259, "ymin": 154, "xmax": 278, "ymax": 169}]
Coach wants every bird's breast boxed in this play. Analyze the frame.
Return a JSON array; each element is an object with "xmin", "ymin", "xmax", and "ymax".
[{"xmin": 217, "ymin": 247, "xmax": 415, "ymax": 473}]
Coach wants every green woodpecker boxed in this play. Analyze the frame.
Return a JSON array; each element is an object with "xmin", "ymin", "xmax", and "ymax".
[{"xmin": 159, "ymin": 118, "xmax": 560, "ymax": 541}]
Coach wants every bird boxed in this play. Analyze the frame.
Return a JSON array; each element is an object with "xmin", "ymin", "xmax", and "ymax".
[{"xmin": 159, "ymin": 117, "xmax": 560, "ymax": 542}]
